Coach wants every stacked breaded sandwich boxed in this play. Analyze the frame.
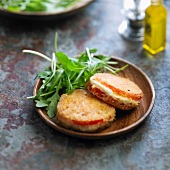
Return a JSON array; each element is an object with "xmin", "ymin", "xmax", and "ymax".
[{"xmin": 57, "ymin": 73, "xmax": 143, "ymax": 132}]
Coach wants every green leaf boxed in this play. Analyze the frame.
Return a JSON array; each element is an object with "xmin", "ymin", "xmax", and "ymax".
[
  {"xmin": 35, "ymin": 99, "xmax": 49, "ymax": 107},
  {"xmin": 25, "ymin": 2, "xmax": 47, "ymax": 11},
  {"xmin": 46, "ymin": 92, "xmax": 60, "ymax": 118},
  {"xmin": 37, "ymin": 69, "xmax": 52, "ymax": 79},
  {"xmin": 46, "ymin": 81, "xmax": 62, "ymax": 118},
  {"xmin": 56, "ymin": 52, "xmax": 86, "ymax": 72},
  {"xmin": 48, "ymin": 69, "xmax": 64, "ymax": 91}
]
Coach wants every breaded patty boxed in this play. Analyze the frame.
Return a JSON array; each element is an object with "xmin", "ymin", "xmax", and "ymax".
[
  {"xmin": 87, "ymin": 73, "xmax": 143, "ymax": 110},
  {"xmin": 57, "ymin": 89, "xmax": 116, "ymax": 132}
]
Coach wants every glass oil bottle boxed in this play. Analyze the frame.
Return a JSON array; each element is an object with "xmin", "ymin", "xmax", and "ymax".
[{"xmin": 143, "ymin": 0, "xmax": 167, "ymax": 55}]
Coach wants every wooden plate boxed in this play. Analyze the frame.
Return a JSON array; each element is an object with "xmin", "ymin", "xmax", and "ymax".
[
  {"xmin": 33, "ymin": 56, "xmax": 155, "ymax": 139},
  {"xmin": 0, "ymin": 0, "xmax": 94, "ymax": 19}
]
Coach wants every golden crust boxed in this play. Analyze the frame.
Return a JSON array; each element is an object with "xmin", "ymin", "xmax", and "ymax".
[
  {"xmin": 57, "ymin": 89, "xmax": 116, "ymax": 132},
  {"xmin": 87, "ymin": 73, "xmax": 143, "ymax": 110}
]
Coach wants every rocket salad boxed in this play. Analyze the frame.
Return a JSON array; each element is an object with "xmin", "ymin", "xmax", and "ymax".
[
  {"xmin": 0, "ymin": 0, "xmax": 80, "ymax": 12},
  {"xmin": 23, "ymin": 33, "xmax": 128, "ymax": 118}
]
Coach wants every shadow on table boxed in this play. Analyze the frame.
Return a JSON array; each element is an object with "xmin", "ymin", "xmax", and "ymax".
[{"xmin": 0, "ymin": 9, "xmax": 86, "ymax": 33}]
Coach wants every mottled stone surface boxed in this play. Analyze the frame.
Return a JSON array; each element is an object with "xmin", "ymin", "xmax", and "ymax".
[{"xmin": 0, "ymin": 1, "xmax": 170, "ymax": 170}]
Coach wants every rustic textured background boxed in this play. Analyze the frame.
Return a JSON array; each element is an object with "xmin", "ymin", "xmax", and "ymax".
[{"xmin": 0, "ymin": 0, "xmax": 170, "ymax": 169}]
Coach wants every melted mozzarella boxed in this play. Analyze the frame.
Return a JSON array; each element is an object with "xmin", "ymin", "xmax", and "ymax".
[{"xmin": 90, "ymin": 78, "xmax": 139, "ymax": 105}]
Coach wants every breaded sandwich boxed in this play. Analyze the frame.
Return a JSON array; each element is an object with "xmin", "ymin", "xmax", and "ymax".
[
  {"xmin": 87, "ymin": 73, "xmax": 143, "ymax": 110},
  {"xmin": 57, "ymin": 89, "xmax": 116, "ymax": 132}
]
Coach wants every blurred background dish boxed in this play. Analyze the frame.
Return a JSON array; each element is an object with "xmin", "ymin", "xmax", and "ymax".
[{"xmin": 0, "ymin": 0, "xmax": 94, "ymax": 19}]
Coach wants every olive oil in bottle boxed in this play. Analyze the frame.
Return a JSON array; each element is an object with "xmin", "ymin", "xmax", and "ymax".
[{"xmin": 143, "ymin": 0, "xmax": 167, "ymax": 55}]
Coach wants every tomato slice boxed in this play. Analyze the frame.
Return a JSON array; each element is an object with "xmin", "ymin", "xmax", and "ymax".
[{"xmin": 72, "ymin": 119, "xmax": 103, "ymax": 126}]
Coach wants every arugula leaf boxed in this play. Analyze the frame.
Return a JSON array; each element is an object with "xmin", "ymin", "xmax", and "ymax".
[
  {"xmin": 35, "ymin": 99, "xmax": 49, "ymax": 107},
  {"xmin": 46, "ymin": 80, "xmax": 62, "ymax": 118},
  {"xmin": 56, "ymin": 52, "xmax": 86, "ymax": 72},
  {"xmin": 37, "ymin": 68, "xmax": 52, "ymax": 79},
  {"xmin": 48, "ymin": 69, "xmax": 64, "ymax": 92}
]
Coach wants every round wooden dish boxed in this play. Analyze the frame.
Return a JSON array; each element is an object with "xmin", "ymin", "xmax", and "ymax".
[{"xmin": 33, "ymin": 56, "xmax": 155, "ymax": 139}]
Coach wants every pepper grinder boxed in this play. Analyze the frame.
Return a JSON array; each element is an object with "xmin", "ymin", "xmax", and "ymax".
[{"xmin": 118, "ymin": 0, "xmax": 150, "ymax": 42}]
